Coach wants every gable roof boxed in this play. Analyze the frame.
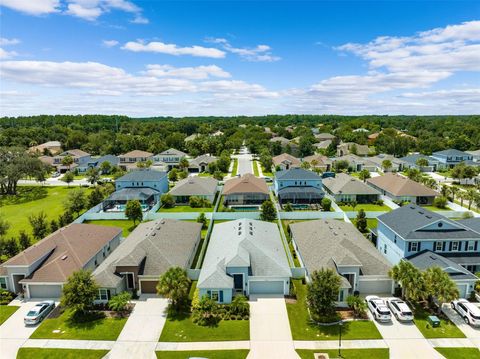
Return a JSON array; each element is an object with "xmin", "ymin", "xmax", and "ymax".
[
  {"xmin": 159, "ymin": 148, "xmax": 187, "ymax": 157},
  {"xmin": 120, "ymin": 150, "xmax": 153, "ymax": 158},
  {"xmin": 290, "ymin": 219, "xmax": 391, "ymax": 277},
  {"xmin": 116, "ymin": 169, "xmax": 167, "ymax": 183},
  {"xmin": 303, "ymin": 154, "xmax": 332, "ymax": 165},
  {"xmin": 270, "ymin": 136, "xmax": 291, "ymax": 145},
  {"xmin": 366, "ymin": 173, "xmax": 439, "ymax": 197},
  {"xmin": 338, "ymin": 142, "xmax": 370, "ymax": 156},
  {"xmin": 433, "ymin": 149, "xmax": 471, "ymax": 157},
  {"xmin": 400, "ymin": 154, "xmax": 437, "ymax": 165},
  {"xmin": 275, "ymin": 167, "xmax": 322, "ymax": 181},
  {"xmin": 197, "ymin": 219, "xmax": 291, "ymax": 289},
  {"xmin": 223, "ymin": 174, "xmax": 269, "ymax": 195},
  {"xmin": 0, "ymin": 224, "xmax": 121, "ymax": 284},
  {"xmin": 94, "ymin": 219, "xmax": 202, "ymax": 288},
  {"xmin": 377, "ymin": 204, "xmax": 480, "ymax": 240},
  {"xmin": 323, "ymin": 173, "xmax": 381, "ymax": 196},
  {"xmin": 56, "ymin": 149, "xmax": 90, "ymax": 158},
  {"xmin": 315, "ymin": 133, "xmax": 335, "ymax": 140},
  {"xmin": 272, "ymin": 153, "xmax": 301, "ymax": 167},
  {"xmin": 189, "ymin": 154, "xmax": 217, "ymax": 167},
  {"xmin": 408, "ymin": 251, "xmax": 478, "ymax": 280},
  {"xmin": 170, "ymin": 177, "xmax": 218, "ymax": 196}
]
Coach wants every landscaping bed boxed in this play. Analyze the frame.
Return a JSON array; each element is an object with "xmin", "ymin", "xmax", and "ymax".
[
  {"xmin": 156, "ymin": 350, "xmax": 249, "ymax": 359},
  {"xmin": 84, "ymin": 219, "xmax": 137, "ymax": 237},
  {"xmin": 17, "ymin": 348, "xmax": 109, "ymax": 359}
]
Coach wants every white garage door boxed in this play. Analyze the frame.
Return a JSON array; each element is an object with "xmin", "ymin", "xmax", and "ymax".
[
  {"xmin": 249, "ymin": 281, "xmax": 285, "ymax": 294},
  {"xmin": 28, "ymin": 284, "xmax": 62, "ymax": 298},
  {"xmin": 358, "ymin": 279, "xmax": 392, "ymax": 295}
]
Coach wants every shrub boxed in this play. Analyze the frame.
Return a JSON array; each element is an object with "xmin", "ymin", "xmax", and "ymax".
[
  {"xmin": 0, "ymin": 289, "xmax": 15, "ymax": 305},
  {"xmin": 433, "ymin": 196, "xmax": 448, "ymax": 209},
  {"xmin": 321, "ymin": 197, "xmax": 332, "ymax": 211},
  {"xmin": 108, "ymin": 292, "xmax": 132, "ymax": 313},
  {"xmin": 161, "ymin": 194, "xmax": 175, "ymax": 208},
  {"xmin": 192, "ymin": 295, "xmax": 221, "ymax": 326},
  {"xmin": 284, "ymin": 202, "xmax": 293, "ymax": 212},
  {"xmin": 230, "ymin": 295, "xmax": 249, "ymax": 316}
]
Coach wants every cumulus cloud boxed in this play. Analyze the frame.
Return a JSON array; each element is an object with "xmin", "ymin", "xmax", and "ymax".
[
  {"xmin": 143, "ymin": 65, "xmax": 230, "ymax": 80},
  {"xmin": 0, "ymin": 0, "xmax": 60, "ymax": 15},
  {"xmin": 0, "ymin": 38, "xmax": 20, "ymax": 46},
  {"xmin": 102, "ymin": 39, "xmax": 119, "ymax": 47},
  {"xmin": 207, "ymin": 38, "xmax": 281, "ymax": 62},
  {"xmin": 0, "ymin": 48, "xmax": 18, "ymax": 59},
  {"xmin": 122, "ymin": 40, "xmax": 226, "ymax": 58}
]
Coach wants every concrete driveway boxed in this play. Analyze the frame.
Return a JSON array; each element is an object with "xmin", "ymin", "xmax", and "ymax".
[
  {"xmin": 247, "ymin": 295, "xmax": 299, "ymax": 359},
  {"xmin": 0, "ymin": 298, "xmax": 59, "ymax": 359},
  {"xmin": 105, "ymin": 295, "xmax": 168, "ymax": 359},
  {"xmin": 442, "ymin": 304, "xmax": 480, "ymax": 348},
  {"xmin": 236, "ymin": 147, "xmax": 253, "ymax": 176}
]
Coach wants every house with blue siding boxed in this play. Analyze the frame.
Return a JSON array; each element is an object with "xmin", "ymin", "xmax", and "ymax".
[
  {"xmin": 53, "ymin": 149, "xmax": 91, "ymax": 173},
  {"xmin": 376, "ymin": 205, "xmax": 480, "ymax": 298},
  {"xmin": 274, "ymin": 168, "xmax": 324, "ymax": 206},
  {"xmin": 197, "ymin": 219, "xmax": 291, "ymax": 303},
  {"xmin": 154, "ymin": 148, "xmax": 188, "ymax": 170},
  {"xmin": 431, "ymin": 149, "xmax": 476, "ymax": 169}
]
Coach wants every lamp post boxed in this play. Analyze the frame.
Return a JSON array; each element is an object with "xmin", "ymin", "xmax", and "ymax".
[{"xmin": 338, "ymin": 320, "xmax": 343, "ymax": 358}]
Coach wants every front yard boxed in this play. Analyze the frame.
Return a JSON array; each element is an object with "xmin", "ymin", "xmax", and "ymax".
[
  {"xmin": 296, "ymin": 349, "xmax": 389, "ymax": 359},
  {"xmin": 17, "ymin": 348, "xmax": 109, "ymax": 359},
  {"xmin": 0, "ymin": 305, "xmax": 19, "ymax": 325},
  {"xmin": 156, "ymin": 350, "xmax": 249, "ymax": 359},
  {"xmin": 413, "ymin": 305, "xmax": 465, "ymax": 339},
  {"xmin": 339, "ymin": 203, "xmax": 391, "ymax": 212},
  {"xmin": 434, "ymin": 347, "xmax": 480, "ymax": 359},
  {"xmin": 30, "ymin": 308, "xmax": 128, "ymax": 341},
  {"xmin": 286, "ymin": 280, "xmax": 382, "ymax": 340},
  {"xmin": 231, "ymin": 158, "xmax": 239, "ymax": 177}
]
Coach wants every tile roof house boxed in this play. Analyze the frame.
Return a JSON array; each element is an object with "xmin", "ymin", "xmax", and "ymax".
[
  {"xmin": 314, "ymin": 133, "xmax": 336, "ymax": 142},
  {"xmin": 184, "ymin": 133, "xmax": 201, "ymax": 142},
  {"xmin": 53, "ymin": 149, "xmax": 91, "ymax": 173},
  {"xmin": 169, "ymin": 177, "xmax": 218, "ymax": 204},
  {"xmin": 336, "ymin": 142, "xmax": 370, "ymax": 157},
  {"xmin": 28, "ymin": 141, "xmax": 62, "ymax": 156},
  {"xmin": 313, "ymin": 140, "xmax": 332, "ymax": 150},
  {"xmin": 0, "ymin": 224, "xmax": 122, "ymax": 298},
  {"xmin": 93, "ymin": 219, "xmax": 202, "ymax": 298},
  {"xmin": 270, "ymin": 136, "xmax": 291, "ymax": 146},
  {"xmin": 222, "ymin": 174, "xmax": 269, "ymax": 208},
  {"xmin": 272, "ymin": 153, "xmax": 301, "ymax": 171},
  {"xmin": 367, "ymin": 173, "xmax": 438, "ymax": 205},
  {"xmin": 303, "ymin": 154, "xmax": 332, "ymax": 171},
  {"xmin": 333, "ymin": 154, "xmax": 378, "ymax": 172},
  {"xmin": 119, "ymin": 150, "xmax": 154, "ymax": 171},
  {"xmin": 197, "ymin": 219, "xmax": 291, "ymax": 303},
  {"xmin": 323, "ymin": 173, "xmax": 381, "ymax": 203},
  {"xmin": 38, "ymin": 155, "xmax": 54, "ymax": 167},
  {"xmin": 376, "ymin": 205, "xmax": 479, "ymax": 298},
  {"xmin": 290, "ymin": 219, "xmax": 393, "ymax": 302},
  {"xmin": 274, "ymin": 168, "xmax": 324, "ymax": 205},
  {"xmin": 270, "ymin": 136, "xmax": 299, "ymax": 155},
  {"xmin": 188, "ymin": 154, "xmax": 217, "ymax": 173}
]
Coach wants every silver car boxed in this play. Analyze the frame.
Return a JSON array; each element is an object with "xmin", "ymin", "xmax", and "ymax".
[
  {"xmin": 366, "ymin": 295, "xmax": 392, "ymax": 322},
  {"xmin": 24, "ymin": 301, "xmax": 55, "ymax": 325},
  {"xmin": 386, "ymin": 297, "xmax": 414, "ymax": 322}
]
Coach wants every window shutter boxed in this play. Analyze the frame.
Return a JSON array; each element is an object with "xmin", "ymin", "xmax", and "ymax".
[
  {"xmin": 475, "ymin": 241, "xmax": 478, "ymax": 251},
  {"xmin": 417, "ymin": 242, "xmax": 421, "ymax": 252},
  {"xmin": 465, "ymin": 241, "xmax": 468, "ymax": 251},
  {"xmin": 433, "ymin": 242, "xmax": 437, "ymax": 252},
  {"xmin": 442, "ymin": 242, "xmax": 446, "ymax": 251},
  {"xmin": 219, "ymin": 291, "xmax": 224, "ymax": 303},
  {"xmin": 408, "ymin": 242, "xmax": 412, "ymax": 252},
  {"xmin": 449, "ymin": 242, "xmax": 453, "ymax": 251}
]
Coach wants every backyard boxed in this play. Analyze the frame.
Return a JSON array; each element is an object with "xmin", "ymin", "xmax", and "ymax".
[
  {"xmin": 158, "ymin": 205, "xmax": 214, "ymax": 213},
  {"xmin": 351, "ymin": 218, "xmax": 378, "ymax": 232},
  {"xmin": 17, "ymin": 348, "xmax": 109, "ymax": 359},
  {"xmin": 84, "ymin": 219, "xmax": 138, "ymax": 237},
  {"xmin": 339, "ymin": 203, "xmax": 391, "ymax": 212},
  {"xmin": 286, "ymin": 280, "xmax": 382, "ymax": 340}
]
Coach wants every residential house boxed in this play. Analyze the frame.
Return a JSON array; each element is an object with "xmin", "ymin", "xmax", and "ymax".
[
  {"xmin": 313, "ymin": 140, "xmax": 332, "ymax": 151},
  {"xmin": 169, "ymin": 177, "xmax": 218, "ymax": 204},
  {"xmin": 431, "ymin": 149, "xmax": 477, "ymax": 168},
  {"xmin": 93, "ymin": 219, "xmax": 201, "ymax": 299},
  {"xmin": 119, "ymin": 150, "xmax": 154, "ymax": 171},
  {"xmin": 212, "ymin": 130, "xmax": 224, "ymax": 137},
  {"xmin": 367, "ymin": 173, "xmax": 439, "ymax": 205},
  {"xmin": 314, "ymin": 133, "xmax": 336, "ymax": 142},
  {"xmin": 369, "ymin": 154, "xmax": 406, "ymax": 172},
  {"xmin": 222, "ymin": 174, "xmax": 269, "ymax": 208},
  {"xmin": 77, "ymin": 154, "xmax": 120, "ymax": 173},
  {"xmin": 303, "ymin": 154, "xmax": 332, "ymax": 172},
  {"xmin": 272, "ymin": 153, "xmax": 301, "ymax": 171},
  {"xmin": 274, "ymin": 168, "xmax": 324, "ymax": 205},
  {"xmin": 336, "ymin": 142, "xmax": 370, "ymax": 157},
  {"xmin": 290, "ymin": 220, "xmax": 393, "ymax": 302},
  {"xmin": 154, "ymin": 148, "xmax": 188, "ymax": 170},
  {"xmin": 188, "ymin": 154, "xmax": 217, "ymax": 173},
  {"xmin": 0, "ymin": 224, "xmax": 121, "ymax": 298},
  {"xmin": 197, "ymin": 219, "xmax": 291, "ymax": 303},
  {"xmin": 401, "ymin": 153, "xmax": 441, "ymax": 172},
  {"xmin": 28, "ymin": 141, "xmax": 62, "ymax": 156},
  {"xmin": 323, "ymin": 173, "xmax": 381, "ymax": 203},
  {"xmin": 38, "ymin": 155, "xmax": 54, "ymax": 167},
  {"xmin": 368, "ymin": 133, "xmax": 380, "ymax": 144},
  {"xmin": 466, "ymin": 150, "xmax": 480, "ymax": 163},
  {"xmin": 103, "ymin": 170, "xmax": 168, "ymax": 212},
  {"xmin": 333, "ymin": 154, "xmax": 378, "ymax": 172},
  {"xmin": 376, "ymin": 205, "xmax": 479, "ymax": 298},
  {"xmin": 53, "ymin": 149, "xmax": 91, "ymax": 173}
]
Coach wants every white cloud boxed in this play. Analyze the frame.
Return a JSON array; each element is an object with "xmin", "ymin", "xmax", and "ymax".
[
  {"xmin": 207, "ymin": 38, "xmax": 281, "ymax": 62},
  {"xmin": 102, "ymin": 39, "xmax": 119, "ymax": 47},
  {"xmin": 122, "ymin": 41, "xmax": 226, "ymax": 58},
  {"xmin": 143, "ymin": 65, "xmax": 230, "ymax": 80},
  {"xmin": 66, "ymin": 3, "xmax": 102, "ymax": 21},
  {"xmin": 0, "ymin": 48, "xmax": 18, "ymax": 59},
  {"xmin": 0, "ymin": 0, "xmax": 60, "ymax": 15},
  {"xmin": 130, "ymin": 15, "xmax": 148, "ymax": 24},
  {"xmin": 0, "ymin": 38, "xmax": 20, "ymax": 46}
]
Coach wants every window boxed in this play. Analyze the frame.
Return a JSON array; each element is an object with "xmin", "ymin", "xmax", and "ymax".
[
  {"xmin": 97, "ymin": 289, "xmax": 109, "ymax": 301},
  {"xmin": 338, "ymin": 290, "xmax": 344, "ymax": 302},
  {"xmin": 384, "ymin": 244, "xmax": 387, "ymax": 254},
  {"xmin": 211, "ymin": 291, "xmax": 219, "ymax": 302},
  {"xmin": 467, "ymin": 241, "xmax": 475, "ymax": 251},
  {"xmin": 435, "ymin": 242, "xmax": 443, "ymax": 251},
  {"xmin": 0, "ymin": 277, "xmax": 7, "ymax": 290},
  {"xmin": 411, "ymin": 242, "xmax": 419, "ymax": 252},
  {"xmin": 451, "ymin": 241, "xmax": 459, "ymax": 251}
]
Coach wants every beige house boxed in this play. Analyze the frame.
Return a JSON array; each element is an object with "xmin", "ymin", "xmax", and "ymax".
[
  {"xmin": 223, "ymin": 174, "xmax": 269, "ymax": 207},
  {"xmin": 273, "ymin": 153, "xmax": 301, "ymax": 170}
]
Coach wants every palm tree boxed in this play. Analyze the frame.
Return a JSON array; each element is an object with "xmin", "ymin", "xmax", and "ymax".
[
  {"xmin": 389, "ymin": 260, "xmax": 425, "ymax": 302},
  {"xmin": 440, "ymin": 184, "xmax": 450, "ymax": 198},
  {"xmin": 382, "ymin": 159, "xmax": 392, "ymax": 172},
  {"xmin": 449, "ymin": 186, "xmax": 459, "ymax": 201},
  {"xmin": 458, "ymin": 191, "xmax": 466, "ymax": 207},
  {"xmin": 466, "ymin": 188, "xmax": 477, "ymax": 210},
  {"xmin": 423, "ymin": 266, "xmax": 459, "ymax": 313},
  {"xmin": 157, "ymin": 267, "xmax": 191, "ymax": 310}
]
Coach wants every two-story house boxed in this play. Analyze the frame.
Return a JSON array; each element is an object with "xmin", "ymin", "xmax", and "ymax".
[
  {"xmin": 0, "ymin": 224, "xmax": 121, "ymax": 298},
  {"xmin": 401, "ymin": 153, "xmax": 441, "ymax": 172},
  {"xmin": 431, "ymin": 149, "xmax": 477, "ymax": 169},
  {"xmin": 274, "ymin": 168, "xmax": 324, "ymax": 206},
  {"xmin": 376, "ymin": 205, "xmax": 480, "ymax": 298},
  {"xmin": 197, "ymin": 219, "xmax": 291, "ymax": 303},
  {"xmin": 154, "ymin": 148, "xmax": 188, "ymax": 170},
  {"xmin": 53, "ymin": 149, "xmax": 91, "ymax": 173},
  {"xmin": 119, "ymin": 150, "xmax": 154, "ymax": 171}
]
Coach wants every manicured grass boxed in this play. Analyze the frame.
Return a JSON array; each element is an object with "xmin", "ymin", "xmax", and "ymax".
[
  {"xmin": 422, "ymin": 205, "xmax": 452, "ymax": 212},
  {"xmin": 351, "ymin": 218, "xmax": 378, "ymax": 232},
  {"xmin": 159, "ymin": 311, "xmax": 250, "ymax": 342},
  {"xmin": 253, "ymin": 161, "xmax": 260, "ymax": 176},
  {"xmin": 30, "ymin": 309, "xmax": 127, "ymax": 341},
  {"xmin": 231, "ymin": 158, "xmax": 239, "ymax": 177},
  {"xmin": 434, "ymin": 347, "xmax": 480, "ymax": 359},
  {"xmin": 413, "ymin": 305, "xmax": 465, "ymax": 339},
  {"xmin": 296, "ymin": 349, "xmax": 389, "ymax": 359},
  {"xmin": 84, "ymin": 220, "xmax": 137, "ymax": 237},
  {"xmin": 17, "ymin": 348, "xmax": 109, "ymax": 359},
  {"xmin": 0, "ymin": 305, "xmax": 19, "ymax": 325},
  {"xmin": 158, "ymin": 205, "xmax": 213, "ymax": 212},
  {"xmin": 156, "ymin": 350, "xmax": 249, "ymax": 359},
  {"xmin": 0, "ymin": 186, "xmax": 92, "ymax": 238},
  {"xmin": 261, "ymin": 164, "xmax": 273, "ymax": 177},
  {"xmin": 286, "ymin": 280, "xmax": 382, "ymax": 340},
  {"xmin": 339, "ymin": 203, "xmax": 391, "ymax": 212}
]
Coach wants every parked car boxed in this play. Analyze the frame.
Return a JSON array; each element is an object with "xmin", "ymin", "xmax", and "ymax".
[
  {"xmin": 366, "ymin": 295, "xmax": 392, "ymax": 322},
  {"xmin": 51, "ymin": 172, "xmax": 60, "ymax": 178},
  {"xmin": 322, "ymin": 172, "xmax": 336, "ymax": 179},
  {"xmin": 386, "ymin": 297, "xmax": 414, "ymax": 322},
  {"xmin": 452, "ymin": 299, "xmax": 480, "ymax": 326},
  {"xmin": 263, "ymin": 176, "xmax": 273, "ymax": 183},
  {"xmin": 24, "ymin": 301, "xmax": 55, "ymax": 325}
]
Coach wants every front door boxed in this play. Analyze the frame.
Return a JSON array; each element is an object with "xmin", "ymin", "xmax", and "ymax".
[
  {"xmin": 233, "ymin": 274, "xmax": 243, "ymax": 293},
  {"xmin": 125, "ymin": 273, "xmax": 135, "ymax": 289}
]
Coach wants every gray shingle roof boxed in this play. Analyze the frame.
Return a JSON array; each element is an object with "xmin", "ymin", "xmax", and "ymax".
[
  {"xmin": 107, "ymin": 187, "xmax": 159, "ymax": 201},
  {"xmin": 433, "ymin": 149, "xmax": 471, "ymax": 157},
  {"xmin": 400, "ymin": 154, "xmax": 437, "ymax": 165},
  {"xmin": 408, "ymin": 251, "xmax": 478, "ymax": 280},
  {"xmin": 323, "ymin": 173, "xmax": 380, "ymax": 195},
  {"xmin": 159, "ymin": 148, "xmax": 187, "ymax": 157},
  {"xmin": 278, "ymin": 186, "xmax": 324, "ymax": 198},
  {"xmin": 189, "ymin": 154, "xmax": 217, "ymax": 168},
  {"xmin": 169, "ymin": 177, "xmax": 218, "ymax": 197},
  {"xmin": 290, "ymin": 219, "xmax": 391, "ymax": 277},
  {"xmin": 457, "ymin": 218, "xmax": 480, "ymax": 234},
  {"xmin": 275, "ymin": 168, "xmax": 322, "ymax": 181},
  {"xmin": 197, "ymin": 219, "xmax": 291, "ymax": 289},
  {"xmin": 377, "ymin": 204, "xmax": 480, "ymax": 240},
  {"xmin": 116, "ymin": 169, "xmax": 167, "ymax": 182}
]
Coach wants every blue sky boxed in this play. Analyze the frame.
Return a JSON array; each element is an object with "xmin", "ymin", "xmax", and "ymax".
[{"xmin": 1, "ymin": 1, "xmax": 479, "ymax": 116}]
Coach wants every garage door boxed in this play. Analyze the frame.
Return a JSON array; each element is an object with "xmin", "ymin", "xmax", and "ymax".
[
  {"xmin": 457, "ymin": 284, "xmax": 468, "ymax": 298},
  {"xmin": 28, "ymin": 284, "xmax": 62, "ymax": 298},
  {"xmin": 358, "ymin": 279, "xmax": 392, "ymax": 295},
  {"xmin": 140, "ymin": 280, "xmax": 158, "ymax": 294},
  {"xmin": 249, "ymin": 281, "xmax": 284, "ymax": 295}
]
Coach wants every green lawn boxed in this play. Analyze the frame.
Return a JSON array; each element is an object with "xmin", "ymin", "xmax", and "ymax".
[
  {"xmin": 413, "ymin": 305, "xmax": 465, "ymax": 339},
  {"xmin": 339, "ymin": 203, "xmax": 391, "ymax": 212},
  {"xmin": 287, "ymin": 280, "xmax": 382, "ymax": 340},
  {"xmin": 253, "ymin": 161, "xmax": 260, "ymax": 176},
  {"xmin": 84, "ymin": 220, "xmax": 137, "ymax": 237},
  {"xmin": 261, "ymin": 164, "xmax": 273, "ymax": 177},
  {"xmin": 434, "ymin": 347, "xmax": 480, "ymax": 359},
  {"xmin": 0, "ymin": 305, "xmax": 19, "ymax": 325},
  {"xmin": 17, "ymin": 348, "xmax": 109, "ymax": 359},
  {"xmin": 30, "ymin": 309, "xmax": 127, "ymax": 341},
  {"xmin": 159, "ymin": 311, "xmax": 250, "ymax": 342},
  {"xmin": 158, "ymin": 205, "xmax": 213, "ymax": 213},
  {"xmin": 231, "ymin": 158, "xmax": 239, "ymax": 177},
  {"xmin": 156, "ymin": 350, "xmax": 249, "ymax": 359},
  {"xmin": 351, "ymin": 218, "xmax": 378, "ymax": 232},
  {"xmin": 0, "ymin": 186, "xmax": 92, "ymax": 238},
  {"xmin": 296, "ymin": 349, "xmax": 389, "ymax": 359},
  {"xmin": 421, "ymin": 205, "xmax": 452, "ymax": 212}
]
